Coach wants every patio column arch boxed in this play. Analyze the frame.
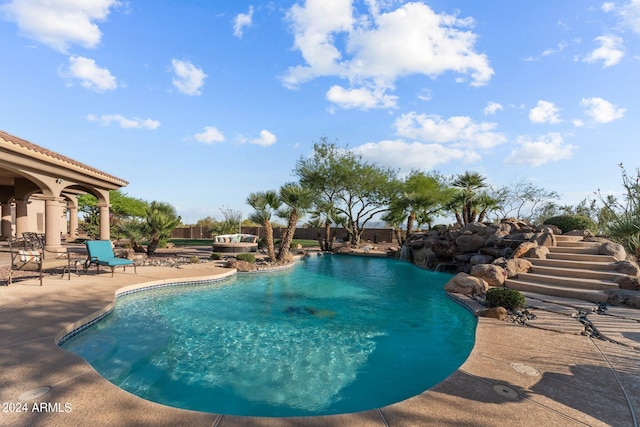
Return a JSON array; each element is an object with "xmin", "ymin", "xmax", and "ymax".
[{"xmin": 0, "ymin": 131, "xmax": 128, "ymax": 246}]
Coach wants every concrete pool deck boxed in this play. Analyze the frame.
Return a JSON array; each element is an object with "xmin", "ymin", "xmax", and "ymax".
[{"xmin": 1, "ymin": 255, "xmax": 639, "ymax": 426}]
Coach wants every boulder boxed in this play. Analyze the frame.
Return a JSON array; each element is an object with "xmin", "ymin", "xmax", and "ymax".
[
  {"xmin": 470, "ymin": 264, "xmax": 507, "ymax": 287},
  {"xmin": 599, "ymin": 242, "xmax": 627, "ymax": 261},
  {"xmin": 614, "ymin": 276, "xmax": 640, "ymax": 291},
  {"xmin": 455, "ymin": 234, "xmax": 487, "ymax": 253},
  {"xmin": 225, "ymin": 260, "xmax": 257, "ymax": 272},
  {"xmin": 536, "ymin": 224, "xmax": 561, "ymax": 234},
  {"xmin": 527, "ymin": 246, "xmax": 550, "ymax": 259},
  {"xmin": 479, "ymin": 247, "xmax": 507, "ymax": 258},
  {"xmin": 461, "ymin": 222, "xmax": 487, "ymax": 235},
  {"xmin": 605, "ymin": 289, "xmax": 640, "ymax": 308},
  {"xmin": 470, "ymin": 254, "xmax": 495, "ymax": 266},
  {"xmin": 476, "ymin": 306, "xmax": 508, "ymax": 320},
  {"xmin": 444, "ymin": 272, "xmax": 489, "ymax": 296},
  {"xmin": 534, "ymin": 232, "xmax": 556, "ymax": 247},
  {"xmin": 413, "ymin": 247, "xmax": 436, "ymax": 268},
  {"xmin": 494, "ymin": 258, "xmax": 532, "ymax": 278},
  {"xmin": 612, "ymin": 260, "xmax": 640, "ymax": 276},
  {"xmin": 512, "ymin": 242, "xmax": 538, "ymax": 258}
]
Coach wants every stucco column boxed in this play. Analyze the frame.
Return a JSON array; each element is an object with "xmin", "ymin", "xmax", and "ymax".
[
  {"xmin": 1, "ymin": 201, "xmax": 12, "ymax": 240},
  {"xmin": 98, "ymin": 203, "xmax": 111, "ymax": 241},
  {"xmin": 68, "ymin": 204, "xmax": 79, "ymax": 240},
  {"xmin": 14, "ymin": 200, "xmax": 29, "ymax": 238},
  {"xmin": 43, "ymin": 196, "xmax": 63, "ymax": 250}
]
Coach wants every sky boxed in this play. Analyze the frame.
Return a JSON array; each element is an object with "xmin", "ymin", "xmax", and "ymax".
[{"xmin": 1, "ymin": 0, "xmax": 639, "ymax": 224}]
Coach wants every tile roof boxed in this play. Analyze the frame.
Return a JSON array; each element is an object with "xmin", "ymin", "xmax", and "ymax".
[{"xmin": 0, "ymin": 130, "xmax": 128, "ymax": 186}]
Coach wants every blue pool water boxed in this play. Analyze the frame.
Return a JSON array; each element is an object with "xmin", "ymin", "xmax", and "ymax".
[{"xmin": 61, "ymin": 255, "xmax": 476, "ymax": 417}]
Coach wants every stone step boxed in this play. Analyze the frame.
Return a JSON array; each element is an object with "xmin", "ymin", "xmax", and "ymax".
[
  {"xmin": 546, "ymin": 252, "xmax": 618, "ymax": 263},
  {"xmin": 548, "ymin": 245, "xmax": 600, "ymax": 254},
  {"xmin": 526, "ymin": 257, "xmax": 616, "ymax": 271},
  {"xmin": 556, "ymin": 240, "xmax": 600, "ymax": 248},
  {"xmin": 517, "ymin": 272, "xmax": 619, "ymax": 291},
  {"xmin": 530, "ymin": 264, "xmax": 627, "ymax": 281},
  {"xmin": 505, "ymin": 279, "xmax": 609, "ymax": 303},
  {"xmin": 555, "ymin": 235, "xmax": 585, "ymax": 242}
]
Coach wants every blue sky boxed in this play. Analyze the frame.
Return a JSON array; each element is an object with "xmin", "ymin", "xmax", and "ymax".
[{"xmin": 1, "ymin": 1, "xmax": 638, "ymax": 224}]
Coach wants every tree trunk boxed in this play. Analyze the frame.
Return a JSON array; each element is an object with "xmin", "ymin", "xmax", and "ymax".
[
  {"xmin": 147, "ymin": 237, "xmax": 159, "ymax": 255},
  {"xmin": 323, "ymin": 221, "xmax": 332, "ymax": 251},
  {"xmin": 406, "ymin": 212, "xmax": 415, "ymax": 237},
  {"xmin": 264, "ymin": 222, "xmax": 276, "ymax": 262},
  {"xmin": 277, "ymin": 213, "xmax": 297, "ymax": 261}
]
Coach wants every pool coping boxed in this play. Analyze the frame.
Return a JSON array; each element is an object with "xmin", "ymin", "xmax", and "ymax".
[{"xmin": 1, "ymin": 258, "xmax": 639, "ymax": 426}]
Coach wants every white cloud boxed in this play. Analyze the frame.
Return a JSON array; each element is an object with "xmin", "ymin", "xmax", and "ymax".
[
  {"xmin": 326, "ymin": 85, "xmax": 398, "ymax": 109},
  {"xmin": 483, "ymin": 101, "xmax": 504, "ymax": 115},
  {"xmin": 504, "ymin": 133, "xmax": 575, "ymax": 167},
  {"xmin": 394, "ymin": 112, "xmax": 507, "ymax": 150},
  {"xmin": 194, "ymin": 126, "xmax": 225, "ymax": 144},
  {"xmin": 580, "ymin": 97, "xmax": 626, "ymax": 123},
  {"xmin": 620, "ymin": 0, "xmax": 640, "ymax": 34},
  {"xmin": 87, "ymin": 114, "xmax": 160, "ymax": 130},
  {"xmin": 62, "ymin": 56, "xmax": 117, "ymax": 92},
  {"xmin": 541, "ymin": 41, "xmax": 568, "ymax": 57},
  {"xmin": 353, "ymin": 139, "xmax": 478, "ymax": 172},
  {"xmin": 0, "ymin": 0, "xmax": 119, "ymax": 53},
  {"xmin": 171, "ymin": 58, "xmax": 207, "ymax": 96},
  {"xmin": 283, "ymin": 1, "xmax": 493, "ymax": 108},
  {"xmin": 529, "ymin": 100, "xmax": 561, "ymax": 124},
  {"xmin": 583, "ymin": 35, "xmax": 624, "ymax": 67},
  {"xmin": 233, "ymin": 6, "xmax": 254, "ymax": 38},
  {"xmin": 250, "ymin": 130, "xmax": 277, "ymax": 147}
]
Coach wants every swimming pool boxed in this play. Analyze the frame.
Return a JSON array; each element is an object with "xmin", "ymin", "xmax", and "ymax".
[{"xmin": 61, "ymin": 255, "xmax": 476, "ymax": 417}]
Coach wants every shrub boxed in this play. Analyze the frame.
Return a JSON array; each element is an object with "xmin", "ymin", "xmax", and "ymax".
[
  {"xmin": 235, "ymin": 253, "xmax": 256, "ymax": 263},
  {"xmin": 210, "ymin": 253, "xmax": 222, "ymax": 260},
  {"xmin": 543, "ymin": 215, "xmax": 597, "ymax": 233},
  {"xmin": 485, "ymin": 287, "xmax": 525, "ymax": 310},
  {"xmin": 189, "ymin": 255, "xmax": 200, "ymax": 264}
]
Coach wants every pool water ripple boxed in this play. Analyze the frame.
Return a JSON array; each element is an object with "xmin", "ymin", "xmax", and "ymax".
[{"xmin": 61, "ymin": 255, "xmax": 476, "ymax": 417}]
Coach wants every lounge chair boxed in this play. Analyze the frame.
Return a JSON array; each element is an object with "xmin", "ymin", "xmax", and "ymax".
[
  {"xmin": 8, "ymin": 237, "xmax": 72, "ymax": 286},
  {"xmin": 85, "ymin": 240, "xmax": 136, "ymax": 277}
]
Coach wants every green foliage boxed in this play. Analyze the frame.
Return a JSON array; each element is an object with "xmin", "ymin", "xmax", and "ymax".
[
  {"xmin": 485, "ymin": 287, "xmax": 526, "ymax": 310},
  {"xmin": 235, "ymin": 253, "xmax": 256, "ymax": 263},
  {"xmin": 294, "ymin": 139, "xmax": 397, "ymax": 246},
  {"xmin": 596, "ymin": 164, "xmax": 640, "ymax": 257},
  {"xmin": 189, "ymin": 255, "xmax": 201, "ymax": 264},
  {"xmin": 210, "ymin": 252, "xmax": 223, "ymax": 260},
  {"xmin": 543, "ymin": 215, "xmax": 597, "ymax": 233},
  {"xmin": 78, "ymin": 190, "xmax": 148, "ymax": 239},
  {"xmin": 145, "ymin": 201, "xmax": 182, "ymax": 255}
]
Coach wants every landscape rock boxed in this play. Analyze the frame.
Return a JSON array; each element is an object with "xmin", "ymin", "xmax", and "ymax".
[
  {"xmin": 225, "ymin": 260, "xmax": 257, "ymax": 272},
  {"xmin": 413, "ymin": 247, "xmax": 436, "ymax": 268},
  {"xmin": 612, "ymin": 260, "xmax": 640, "ymax": 276},
  {"xmin": 534, "ymin": 232, "xmax": 556, "ymax": 247},
  {"xmin": 527, "ymin": 246, "xmax": 550, "ymax": 259},
  {"xmin": 476, "ymin": 306, "xmax": 508, "ymax": 320},
  {"xmin": 599, "ymin": 242, "xmax": 627, "ymax": 261},
  {"xmin": 455, "ymin": 234, "xmax": 487, "ymax": 253},
  {"xmin": 512, "ymin": 242, "xmax": 538, "ymax": 258},
  {"xmin": 614, "ymin": 276, "xmax": 640, "ymax": 291},
  {"xmin": 494, "ymin": 258, "xmax": 533, "ymax": 278},
  {"xmin": 444, "ymin": 272, "xmax": 489, "ymax": 296},
  {"xmin": 470, "ymin": 254, "xmax": 495, "ymax": 266},
  {"xmin": 605, "ymin": 289, "xmax": 640, "ymax": 308},
  {"xmin": 470, "ymin": 264, "xmax": 506, "ymax": 287}
]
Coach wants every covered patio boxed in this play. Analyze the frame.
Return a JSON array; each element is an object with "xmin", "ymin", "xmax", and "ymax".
[{"xmin": 0, "ymin": 130, "xmax": 128, "ymax": 249}]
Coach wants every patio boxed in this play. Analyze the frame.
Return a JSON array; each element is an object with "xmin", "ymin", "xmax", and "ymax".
[{"xmin": 0, "ymin": 248, "xmax": 639, "ymax": 426}]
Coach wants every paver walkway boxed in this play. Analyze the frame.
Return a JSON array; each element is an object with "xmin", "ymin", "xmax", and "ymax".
[{"xmin": 0, "ymin": 253, "xmax": 639, "ymax": 426}]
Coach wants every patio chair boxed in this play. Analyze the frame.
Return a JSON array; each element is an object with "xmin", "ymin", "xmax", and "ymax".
[
  {"xmin": 7, "ymin": 237, "xmax": 72, "ymax": 286},
  {"xmin": 85, "ymin": 240, "xmax": 136, "ymax": 277}
]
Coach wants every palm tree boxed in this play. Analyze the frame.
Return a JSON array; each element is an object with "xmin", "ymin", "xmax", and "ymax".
[
  {"xmin": 146, "ymin": 201, "xmax": 182, "ymax": 255},
  {"xmin": 451, "ymin": 172, "xmax": 488, "ymax": 225},
  {"xmin": 307, "ymin": 199, "xmax": 342, "ymax": 251},
  {"xmin": 246, "ymin": 190, "xmax": 280, "ymax": 262},
  {"xmin": 276, "ymin": 183, "xmax": 314, "ymax": 261}
]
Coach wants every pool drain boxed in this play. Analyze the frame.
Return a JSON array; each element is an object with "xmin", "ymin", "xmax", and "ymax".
[
  {"xmin": 493, "ymin": 384, "xmax": 518, "ymax": 400},
  {"xmin": 19, "ymin": 386, "xmax": 51, "ymax": 401},
  {"xmin": 511, "ymin": 363, "xmax": 540, "ymax": 376}
]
